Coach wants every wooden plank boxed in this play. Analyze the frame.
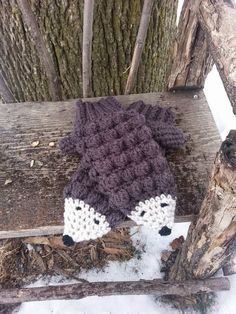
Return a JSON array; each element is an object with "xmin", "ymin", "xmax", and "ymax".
[
  {"xmin": 0, "ymin": 277, "xmax": 230, "ymax": 304},
  {"xmin": 0, "ymin": 215, "xmax": 196, "ymax": 240},
  {"xmin": 168, "ymin": 0, "xmax": 213, "ymax": 90},
  {"xmin": 198, "ymin": 0, "xmax": 236, "ymax": 114},
  {"xmin": 125, "ymin": 0, "xmax": 154, "ymax": 94},
  {"xmin": 82, "ymin": 0, "xmax": 94, "ymax": 98},
  {"xmin": 0, "ymin": 91, "xmax": 221, "ymax": 238}
]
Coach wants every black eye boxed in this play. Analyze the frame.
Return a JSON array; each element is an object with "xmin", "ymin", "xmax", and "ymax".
[
  {"xmin": 140, "ymin": 210, "xmax": 146, "ymax": 217},
  {"xmin": 76, "ymin": 206, "xmax": 82, "ymax": 210},
  {"xmin": 161, "ymin": 203, "xmax": 168, "ymax": 208},
  {"xmin": 94, "ymin": 218, "xmax": 100, "ymax": 224}
]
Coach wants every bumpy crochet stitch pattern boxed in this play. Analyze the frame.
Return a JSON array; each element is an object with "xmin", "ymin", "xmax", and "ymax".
[{"xmin": 60, "ymin": 97, "xmax": 184, "ymax": 245}]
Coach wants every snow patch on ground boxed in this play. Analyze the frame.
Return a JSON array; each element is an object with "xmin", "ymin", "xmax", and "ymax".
[{"xmin": 17, "ymin": 224, "xmax": 190, "ymax": 314}]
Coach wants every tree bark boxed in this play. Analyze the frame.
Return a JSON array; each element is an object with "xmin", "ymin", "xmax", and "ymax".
[
  {"xmin": 168, "ymin": 0, "xmax": 213, "ymax": 90},
  {"xmin": 0, "ymin": 278, "xmax": 230, "ymax": 304},
  {"xmin": 0, "ymin": 0, "xmax": 177, "ymax": 102},
  {"xmin": 198, "ymin": 0, "xmax": 236, "ymax": 114},
  {"xmin": 169, "ymin": 131, "xmax": 236, "ymax": 281}
]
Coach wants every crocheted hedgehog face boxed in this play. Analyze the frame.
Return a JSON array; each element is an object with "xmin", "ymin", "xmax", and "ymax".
[
  {"xmin": 128, "ymin": 194, "xmax": 176, "ymax": 235},
  {"xmin": 63, "ymin": 198, "xmax": 111, "ymax": 245}
]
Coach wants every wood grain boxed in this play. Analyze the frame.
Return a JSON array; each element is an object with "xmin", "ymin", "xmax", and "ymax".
[
  {"xmin": 0, "ymin": 277, "xmax": 230, "ymax": 304},
  {"xmin": 169, "ymin": 131, "xmax": 236, "ymax": 281},
  {"xmin": 198, "ymin": 0, "xmax": 236, "ymax": 114},
  {"xmin": 168, "ymin": 0, "xmax": 213, "ymax": 90},
  {"xmin": 0, "ymin": 91, "xmax": 221, "ymax": 238}
]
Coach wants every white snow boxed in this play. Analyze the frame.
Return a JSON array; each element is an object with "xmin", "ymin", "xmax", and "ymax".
[
  {"xmin": 16, "ymin": 224, "xmax": 190, "ymax": 314},
  {"xmin": 16, "ymin": 224, "xmax": 236, "ymax": 314}
]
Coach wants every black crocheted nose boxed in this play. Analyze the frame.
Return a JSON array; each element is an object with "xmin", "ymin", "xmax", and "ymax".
[
  {"xmin": 63, "ymin": 235, "xmax": 75, "ymax": 246},
  {"xmin": 159, "ymin": 226, "xmax": 172, "ymax": 236}
]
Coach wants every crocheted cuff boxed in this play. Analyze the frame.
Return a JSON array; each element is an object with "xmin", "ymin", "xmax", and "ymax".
[
  {"xmin": 59, "ymin": 97, "xmax": 122, "ymax": 156},
  {"xmin": 127, "ymin": 100, "xmax": 185, "ymax": 150}
]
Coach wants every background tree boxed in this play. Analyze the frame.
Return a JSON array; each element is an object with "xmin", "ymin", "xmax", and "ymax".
[{"xmin": 0, "ymin": 0, "xmax": 177, "ymax": 102}]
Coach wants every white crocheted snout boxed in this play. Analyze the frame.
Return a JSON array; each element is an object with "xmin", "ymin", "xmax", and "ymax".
[
  {"xmin": 63, "ymin": 198, "xmax": 111, "ymax": 243},
  {"xmin": 128, "ymin": 194, "xmax": 176, "ymax": 232}
]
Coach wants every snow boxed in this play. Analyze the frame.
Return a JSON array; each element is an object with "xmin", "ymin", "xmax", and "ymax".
[
  {"xmin": 17, "ymin": 224, "xmax": 190, "ymax": 314},
  {"xmin": 16, "ymin": 225, "xmax": 236, "ymax": 314}
]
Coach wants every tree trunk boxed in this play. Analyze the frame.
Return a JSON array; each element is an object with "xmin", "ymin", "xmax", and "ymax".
[
  {"xmin": 169, "ymin": 131, "xmax": 236, "ymax": 281},
  {"xmin": 168, "ymin": 0, "xmax": 213, "ymax": 90},
  {"xmin": 198, "ymin": 0, "xmax": 236, "ymax": 114},
  {"xmin": 0, "ymin": 0, "xmax": 177, "ymax": 102}
]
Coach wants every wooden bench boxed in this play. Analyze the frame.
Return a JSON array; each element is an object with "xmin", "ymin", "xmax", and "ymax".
[{"xmin": 0, "ymin": 90, "xmax": 221, "ymax": 239}]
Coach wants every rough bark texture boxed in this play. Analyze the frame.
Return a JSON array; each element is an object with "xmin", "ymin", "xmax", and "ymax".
[
  {"xmin": 169, "ymin": 131, "xmax": 236, "ymax": 281},
  {"xmin": 168, "ymin": 0, "xmax": 213, "ymax": 90},
  {"xmin": 17, "ymin": 0, "xmax": 62, "ymax": 101},
  {"xmin": 198, "ymin": 0, "xmax": 236, "ymax": 114},
  {"xmin": 0, "ymin": 0, "xmax": 177, "ymax": 102},
  {"xmin": 0, "ymin": 278, "xmax": 230, "ymax": 304},
  {"xmin": 0, "ymin": 91, "xmax": 221, "ymax": 239}
]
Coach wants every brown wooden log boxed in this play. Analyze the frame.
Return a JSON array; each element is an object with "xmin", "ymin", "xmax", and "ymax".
[
  {"xmin": 169, "ymin": 130, "xmax": 236, "ymax": 281},
  {"xmin": 198, "ymin": 0, "xmax": 236, "ymax": 114},
  {"xmin": 168, "ymin": 0, "xmax": 213, "ymax": 90},
  {"xmin": 125, "ymin": 0, "xmax": 154, "ymax": 94},
  {"xmin": 82, "ymin": 0, "xmax": 94, "ymax": 98},
  {"xmin": 0, "ymin": 278, "xmax": 230, "ymax": 304},
  {"xmin": 17, "ymin": 0, "xmax": 62, "ymax": 101}
]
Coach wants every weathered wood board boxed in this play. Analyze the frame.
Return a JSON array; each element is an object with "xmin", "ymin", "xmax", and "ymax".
[{"xmin": 0, "ymin": 91, "xmax": 221, "ymax": 238}]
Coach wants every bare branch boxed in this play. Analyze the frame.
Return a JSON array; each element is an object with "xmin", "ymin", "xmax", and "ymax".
[
  {"xmin": 0, "ymin": 277, "xmax": 230, "ymax": 304},
  {"xmin": 82, "ymin": 0, "xmax": 94, "ymax": 98},
  {"xmin": 125, "ymin": 0, "xmax": 154, "ymax": 94}
]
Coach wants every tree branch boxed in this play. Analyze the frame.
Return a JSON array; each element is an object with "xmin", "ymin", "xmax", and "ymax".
[
  {"xmin": 82, "ymin": 0, "xmax": 94, "ymax": 98},
  {"xmin": 0, "ymin": 277, "xmax": 230, "ymax": 304},
  {"xmin": 125, "ymin": 0, "xmax": 154, "ymax": 94}
]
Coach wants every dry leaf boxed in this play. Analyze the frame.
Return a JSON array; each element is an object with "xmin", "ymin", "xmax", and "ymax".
[
  {"xmin": 30, "ymin": 160, "xmax": 34, "ymax": 167},
  {"xmin": 170, "ymin": 236, "xmax": 185, "ymax": 250},
  {"xmin": 47, "ymin": 255, "xmax": 54, "ymax": 270},
  {"xmin": 90, "ymin": 246, "xmax": 98, "ymax": 261},
  {"xmin": 31, "ymin": 140, "xmax": 39, "ymax": 147},
  {"xmin": 31, "ymin": 251, "xmax": 47, "ymax": 271},
  {"xmin": 48, "ymin": 142, "xmax": 55, "ymax": 147},
  {"xmin": 103, "ymin": 247, "xmax": 124, "ymax": 255},
  {"xmin": 161, "ymin": 250, "xmax": 172, "ymax": 262},
  {"xmin": 23, "ymin": 237, "xmax": 50, "ymax": 246},
  {"xmin": 4, "ymin": 178, "xmax": 13, "ymax": 185}
]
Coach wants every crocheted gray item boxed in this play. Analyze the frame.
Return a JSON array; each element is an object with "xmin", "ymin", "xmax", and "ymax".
[{"xmin": 60, "ymin": 97, "xmax": 184, "ymax": 245}]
